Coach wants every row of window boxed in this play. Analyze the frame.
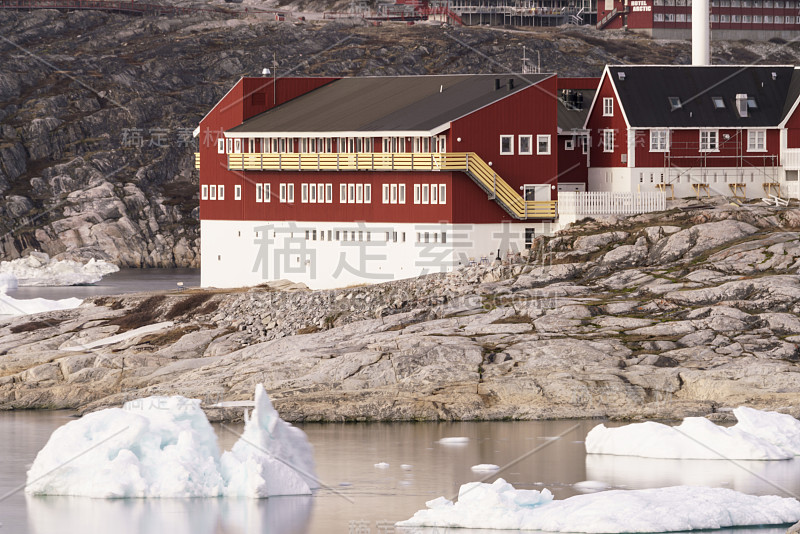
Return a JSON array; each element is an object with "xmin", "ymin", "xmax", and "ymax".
[
  {"xmin": 655, "ymin": 12, "xmax": 800, "ymax": 22},
  {"xmin": 296, "ymin": 229, "xmax": 449, "ymax": 244},
  {"xmin": 499, "ymin": 134, "xmax": 551, "ymax": 155},
  {"xmin": 201, "ymin": 184, "xmax": 225, "ymax": 200},
  {"xmin": 218, "ymin": 136, "xmax": 447, "ymax": 155},
  {"xmin": 638, "ymin": 171, "xmax": 765, "ymax": 183},
  {"xmin": 654, "ymin": 0, "xmax": 799, "ymax": 6},
  {"xmin": 205, "ymin": 183, "xmax": 451, "ymax": 205},
  {"xmin": 598, "ymin": 129, "xmax": 767, "ymax": 153}
]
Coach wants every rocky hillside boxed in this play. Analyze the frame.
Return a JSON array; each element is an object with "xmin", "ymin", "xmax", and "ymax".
[
  {"xmin": 3, "ymin": 10, "xmax": 800, "ymax": 266},
  {"xmin": 2, "ymin": 199, "xmax": 800, "ymax": 422}
]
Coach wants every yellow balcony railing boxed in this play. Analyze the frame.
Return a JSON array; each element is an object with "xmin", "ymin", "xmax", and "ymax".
[
  {"xmin": 194, "ymin": 152, "xmax": 200, "ymax": 170},
  {"xmin": 226, "ymin": 152, "xmax": 556, "ymax": 220}
]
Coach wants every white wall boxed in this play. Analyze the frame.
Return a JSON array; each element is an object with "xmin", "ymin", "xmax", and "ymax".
[{"xmin": 201, "ymin": 220, "xmax": 553, "ymax": 290}]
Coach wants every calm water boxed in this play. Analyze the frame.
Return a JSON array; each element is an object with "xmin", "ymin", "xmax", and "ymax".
[
  {"xmin": 4, "ymin": 268, "xmax": 200, "ymax": 301},
  {"xmin": 2, "ymin": 412, "xmax": 799, "ymax": 534}
]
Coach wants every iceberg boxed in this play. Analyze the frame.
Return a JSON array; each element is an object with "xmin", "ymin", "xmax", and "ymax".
[
  {"xmin": 397, "ymin": 478, "xmax": 800, "ymax": 533},
  {"xmin": 0, "ymin": 252, "xmax": 118, "ymax": 287},
  {"xmin": 586, "ymin": 407, "xmax": 800, "ymax": 460},
  {"xmin": 25, "ymin": 385, "xmax": 317, "ymax": 498}
]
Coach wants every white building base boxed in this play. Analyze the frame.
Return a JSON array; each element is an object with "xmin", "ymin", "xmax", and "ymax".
[{"xmin": 201, "ymin": 220, "xmax": 554, "ymax": 290}]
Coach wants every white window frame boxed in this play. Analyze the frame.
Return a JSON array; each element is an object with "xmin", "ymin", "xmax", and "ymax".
[
  {"xmin": 226, "ymin": 139, "xmax": 232, "ymax": 154},
  {"xmin": 325, "ymin": 184, "xmax": 332, "ymax": 203},
  {"xmin": 536, "ymin": 134, "xmax": 551, "ymax": 155},
  {"xmin": 500, "ymin": 135, "xmax": 514, "ymax": 155},
  {"xmin": 317, "ymin": 184, "xmax": 325, "ymax": 203},
  {"xmin": 287, "ymin": 183, "xmax": 294, "ymax": 203},
  {"xmin": 310, "ymin": 183, "xmax": 317, "ymax": 203},
  {"xmin": 382, "ymin": 184, "xmax": 390, "ymax": 204},
  {"xmin": 565, "ymin": 138, "xmax": 574, "ymax": 151},
  {"xmin": 602, "ymin": 130, "xmax": 615, "ymax": 153},
  {"xmin": 439, "ymin": 184, "xmax": 446, "ymax": 204},
  {"xmin": 747, "ymin": 129, "xmax": 766, "ymax": 152},
  {"xmin": 603, "ymin": 97, "xmax": 614, "ymax": 117},
  {"xmin": 201, "ymin": 184, "xmax": 208, "ymax": 200},
  {"xmin": 248, "ymin": 139, "xmax": 255, "ymax": 153},
  {"xmin": 280, "ymin": 183, "xmax": 287, "ymax": 203},
  {"xmin": 414, "ymin": 184, "xmax": 421, "ymax": 204},
  {"xmin": 348, "ymin": 184, "xmax": 355, "ymax": 203},
  {"xmin": 340, "ymin": 184, "xmax": 347, "ymax": 203},
  {"xmin": 431, "ymin": 183, "xmax": 438, "ymax": 204},
  {"xmin": 519, "ymin": 134, "xmax": 533, "ymax": 155},
  {"xmin": 264, "ymin": 184, "xmax": 271, "ymax": 202},
  {"xmin": 256, "ymin": 184, "xmax": 263, "ymax": 202},
  {"xmin": 650, "ymin": 129, "xmax": 669, "ymax": 152},
  {"xmin": 365, "ymin": 184, "xmax": 371, "ymax": 203},
  {"xmin": 234, "ymin": 139, "xmax": 241, "ymax": 153},
  {"xmin": 422, "ymin": 184, "xmax": 430, "ymax": 204},
  {"xmin": 399, "ymin": 184, "xmax": 406, "ymax": 204},
  {"xmin": 210, "ymin": 185, "xmax": 217, "ymax": 200},
  {"xmin": 235, "ymin": 184, "xmax": 241, "ymax": 200},
  {"xmin": 217, "ymin": 138, "xmax": 225, "ymax": 154},
  {"xmin": 218, "ymin": 185, "xmax": 224, "ymax": 200},
  {"xmin": 390, "ymin": 184, "xmax": 398, "ymax": 204},
  {"xmin": 700, "ymin": 130, "xmax": 719, "ymax": 152},
  {"xmin": 301, "ymin": 183, "xmax": 309, "ymax": 203},
  {"xmin": 356, "ymin": 184, "xmax": 363, "ymax": 204}
]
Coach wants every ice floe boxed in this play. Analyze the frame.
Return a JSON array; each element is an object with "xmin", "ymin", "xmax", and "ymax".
[
  {"xmin": 397, "ymin": 478, "xmax": 800, "ymax": 533},
  {"xmin": 438, "ymin": 437, "xmax": 469, "ymax": 445},
  {"xmin": 471, "ymin": 464, "xmax": 500, "ymax": 472},
  {"xmin": 586, "ymin": 407, "xmax": 800, "ymax": 460},
  {"xmin": 0, "ymin": 252, "xmax": 118, "ymax": 287},
  {"xmin": 26, "ymin": 384, "xmax": 316, "ymax": 498}
]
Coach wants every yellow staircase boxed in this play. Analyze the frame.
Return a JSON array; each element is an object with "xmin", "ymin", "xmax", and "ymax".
[{"xmin": 226, "ymin": 152, "xmax": 557, "ymax": 220}]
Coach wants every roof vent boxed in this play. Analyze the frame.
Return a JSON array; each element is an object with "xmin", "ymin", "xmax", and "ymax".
[
  {"xmin": 736, "ymin": 93, "xmax": 748, "ymax": 118},
  {"xmin": 508, "ymin": 78, "xmax": 515, "ymax": 90},
  {"xmin": 772, "ymin": 71, "xmax": 778, "ymax": 80},
  {"xmin": 617, "ymin": 71, "xmax": 626, "ymax": 81}
]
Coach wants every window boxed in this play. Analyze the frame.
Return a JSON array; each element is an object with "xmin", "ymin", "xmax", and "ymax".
[
  {"xmin": 720, "ymin": 14, "xmax": 730, "ymax": 22},
  {"xmin": 582, "ymin": 135, "xmax": 589, "ymax": 154},
  {"xmin": 248, "ymin": 139, "xmax": 255, "ymax": 153},
  {"xmin": 422, "ymin": 184, "xmax": 429, "ymax": 204},
  {"xmin": 234, "ymin": 139, "xmax": 241, "ymax": 153},
  {"xmin": 537, "ymin": 135, "xmax": 551, "ymax": 155},
  {"xmin": 390, "ymin": 184, "xmax": 398, "ymax": 204},
  {"xmin": 356, "ymin": 184, "xmax": 363, "ymax": 203},
  {"xmin": 210, "ymin": 185, "xmax": 217, "ymax": 200},
  {"xmin": 654, "ymin": 13, "xmax": 665, "ymax": 21},
  {"xmin": 287, "ymin": 184, "xmax": 294, "ymax": 203},
  {"xmin": 235, "ymin": 184, "xmax": 241, "ymax": 200},
  {"xmin": 326, "ymin": 184, "xmax": 332, "ymax": 203},
  {"xmin": 754, "ymin": 15, "xmax": 763, "ymax": 22},
  {"xmin": 383, "ymin": 184, "xmax": 390, "ymax": 203},
  {"xmin": 348, "ymin": 184, "xmax": 355, "ymax": 203},
  {"xmin": 317, "ymin": 184, "xmax": 324, "ymax": 203},
  {"xmin": 217, "ymin": 139, "xmax": 224, "ymax": 154},
  {"xmin": 301, "ymin": 184, "xmax": 309, "ymax": 203},
  {"xmin": 226, "ymin": 139, "xmax": 233, "ymax": 153},
  {"xmin": 256, "ymin": 184, "xmax": 263, "ymax": 203},
  {"xmin": 439, "ymin": 184, "xmax": 446, "ymax": 204},
  {"xmin": 519, "ymin": 135, "xmax": 532, "ymax": 155},
  {"xmin": 500, "ymin": 135, "xmax": 514, "ymax": 155},
  {"xmin": 414, "ymin": 184, "xmax": 421, "ymax": 204},
  {"xmin": 218, "ymin": 185, "xmax": 224, "ymax": 200},
  {"xmin": 431, "ymin": 183, "xmax": 438, "ymax": 204},
  {"xmin": 365, "ymin": 184, "xmax": 372, "ymax": 203},
  {"xmin": 603, "ymin": 97, "xmax": 614, "ymax": 116},
  {"xmin": 340, "ymin": 184, "xmax": 347, "ymax": 203},
  {"xmin": 310, "ymin": 183, "xmax": 317, "ymax": 203},
  {"xmin": 602, "ymin": 130, "xmax": 615, "ymax": 152},
  {"xmin": 650, "ymin": 130, "xmax": 669, "ymax": 152},
  {"xmin": 264, "ymin": 184, "xmax": 270, "ymax": 202},
  {"xmin": 399, "ymin": 184, "xmax": 406, "ymax": 204},
  {"xmin": 712, "ymin": 96, "xmax": 725, "ymax": 109},
  {"xmin": 676, "ymin": 13, "xmax": 686, "ymax": 21},
  {"xmin": 700, "ymin": 130, "xmax": 718, "ymax": 151},
  {"xmin": 665, "ymin": 13, "xmax": 675, "ymax": 21},
  {"xmin": 748, "ymin": 129, "xmax": 766, "ymax": 151},
  {"xmin": 565, "ymin": 138, "xmax": 574, "ymax": 151},
  {"xmin": 280, "ymin": 184, "xmax": 287, "ymax": 203},
  {"xmin": 668, "ymin": 96, "xmax": 682, "ymax": 110},
  {"xmin": 201, "ymin": 184, "xmax": 208, "ymax": 200},
  {"xmin": 747, "ymin": 97, "xmax": 758, "ymax": 109}
]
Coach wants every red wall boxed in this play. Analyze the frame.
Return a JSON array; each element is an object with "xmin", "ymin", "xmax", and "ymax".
[
  {"xmin": 202, "ymin": 171, "xmax": 455, "ymax": 224},
  {"xmin": 198, "ymin": 77, "xmax": 337, "ymax": 221},
  {"xmin": 785, "ymin": 101, "xmax": 800, "ymax": 148},
  {"xmin": 635, "ymin": 128, "xmax": 779, "ymax": 168},
  {"xmin": 557, "ymin": 135, "xmax": 589, "ymax": 184},
  {"xmin": 450, "ymin": 75, "xmax": 559, "ymax": 199},
  {"xmin": 586, "ymin": 75, "xmax": 628, "ymax": 168}
]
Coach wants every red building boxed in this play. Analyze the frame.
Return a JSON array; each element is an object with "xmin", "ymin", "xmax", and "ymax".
[
  {"xmin": 584, "ymin": 64, "xmax": 800, "ymax": 199},
  {"xmin": 557, "ymin": 77, "xmax": 598, "ymax": 192},
  {"xmin": 196, "ymin": 74, "xmax": 559, "ymax": 289},
  {"xmin": 598, "ymin": 0, "xmax": 800, "ymax": 40}
]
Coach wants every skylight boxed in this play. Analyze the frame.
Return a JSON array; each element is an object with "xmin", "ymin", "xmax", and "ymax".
[
  {"xmin": 747, "ymin": 97, "xmax": 758, "ymax": 109},
  {"xmin": 712, "ymin": 96, "xmax": 725, "ymax": 109},
  {"xmin": 617, "ymin": 71, "xmax": 626, "ymax": 81},
  {"xmin": 669, "ymin": 96, "xmax": 682, "ymax": 111}
]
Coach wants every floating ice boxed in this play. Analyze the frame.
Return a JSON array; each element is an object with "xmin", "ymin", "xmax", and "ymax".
[
  {"xmin": 573, "ymin": 480, "xmax": 611, "ymax": 493},
  {"xmin": 438, "ymin": 437, "xmax": 469, "ymax": 445},
  {"xmin": 374, "ymin": 462, "xmax": 390, "ymax": 469},
  {"xmin": 397, "ymin": 478, "xmax": 800, "ymax": 533},
  {"xmin": 471, "ymin": 464, "xmax": 500, "ymax": 472},
  {"xmin": 586, "ymin": 407, "xmax": 799, "ymax": 460},
  {"xmin": 25, "ymin": 384, "xmax": 317, "ymax": 498},
  {"xmin": 401, "ymin": 464, "xmax": 413, "ymax": 470},
  {"xmin": 0, "ymin": 252, "xmax": 118, "ymax": 287},
  {"xmin": 0, "ymin": 293, "xmax": 82, "ymax": 316}
]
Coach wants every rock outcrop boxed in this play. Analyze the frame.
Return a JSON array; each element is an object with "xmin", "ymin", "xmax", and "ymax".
[{"xmin": 2, "ymin": 201, "xmax": 800, "ymax": 422}]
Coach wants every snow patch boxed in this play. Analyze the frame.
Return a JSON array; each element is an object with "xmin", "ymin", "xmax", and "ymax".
[
  {"xmin": 586, "ymin": 407, "xmax": 800, "ymax": 460},
  {"xmin": 25, "ymin": 385, "xmax": 317, "ymax": 498},
  {"xmin": 0, "ymin": 252, "xmax": 118, "ymax": 287},
  {"xmin": 0, "ymin": 293, "xmax": 82, "ymax": 316},
  {"xmin": 61, "ymin": 322, "xmax": 174, "ymax": 351},
  {"xmin": 397, "ymin": 478, "xmax": 800, "ymax": 533}
]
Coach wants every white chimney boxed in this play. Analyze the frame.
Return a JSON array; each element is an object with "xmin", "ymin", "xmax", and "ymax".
[{"xmin": 692, "ymin": 0, "xmax": 710, "ymax": 66}]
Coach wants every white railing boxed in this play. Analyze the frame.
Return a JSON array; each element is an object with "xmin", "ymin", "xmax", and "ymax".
[
  {"xmin": 783, "ymin": 149, "xmax": 800, "ymax": 170},
  {"xmin": 558, "ymin": 191, "xmax": 666, "ymax": 217}
]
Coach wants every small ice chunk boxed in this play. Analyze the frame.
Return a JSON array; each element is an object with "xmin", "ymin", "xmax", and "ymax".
[
  {"xmin": 0, "ymin": 252, "xmax": 118, "ymax": 287},
  {"xmin": 398, "ymin": 479, "xmax": 800, "ymax": 532},
  {"xmin": 401, "ymin": 464, "xmax": 413, "ymax": 470},
  {"xmin": 374, "ymin": 462, "xmax": 390, "ymax": 469},
  {"xmin": 573, "ymin": 480, "xmax": 611, "ymax": 493},
  {"xmin": 733, "ymin": 406, "xmax": 800, "ymax": 455},
  {"xmin": 471, "ymin": 464, "xmax": 500, "ymax": 472},
  {"xmin": 438, "ymin": 437, "xmax": 469, "ymax": 445}
]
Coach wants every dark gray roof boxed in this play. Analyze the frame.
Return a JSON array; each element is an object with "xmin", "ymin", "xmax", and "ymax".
[
  {"xmin": 558, "ymin": 89, "xmax": 595, "ymax": 133},
  {"xmin": 607, "ymin": 65, "xmax": 800, "ymax": 128},
  {"xmin": 228, "ymin": 74, "xmax": 552, "ymax": 134}
]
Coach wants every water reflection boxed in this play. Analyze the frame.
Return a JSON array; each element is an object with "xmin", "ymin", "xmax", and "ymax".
[
  {"xmin": 586, "ymin": 454, "xmax": 800, "ymax": 496},
  {"xmin": 26, "ymin": 495, "xmax": 312, "ymax": 534}
]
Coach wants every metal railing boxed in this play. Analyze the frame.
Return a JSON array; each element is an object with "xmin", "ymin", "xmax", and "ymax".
[{"xmin": 227, "ymin": 151, "xmax": 557, "ymax": 219}]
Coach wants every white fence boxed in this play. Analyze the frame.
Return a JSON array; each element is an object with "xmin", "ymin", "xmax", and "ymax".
[{"xmin": 558, "ymin": 191, "xmax": 666, "ymax": 217}]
